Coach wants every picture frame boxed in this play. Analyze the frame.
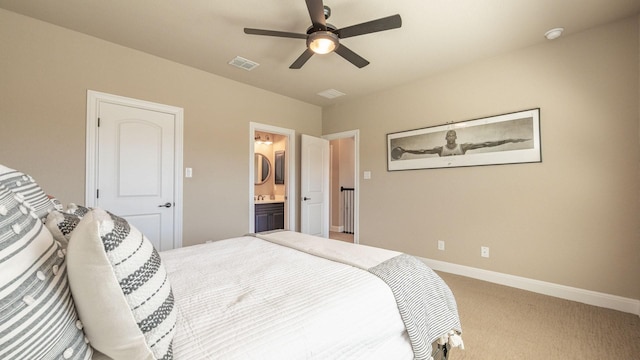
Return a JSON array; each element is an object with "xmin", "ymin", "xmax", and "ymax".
[{"xmin": 387, "ymin": 108, "xmax": 541, "ymax": 171}]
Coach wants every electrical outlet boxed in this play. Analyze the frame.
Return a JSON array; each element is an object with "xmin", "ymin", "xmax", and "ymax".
[
  {"xmin": 438, "ymin": 240, "xmax": 445, "ymax": 251},
  {"xmin": 481, "ymin": 246, "xmax": 490, "ymax": 258}
]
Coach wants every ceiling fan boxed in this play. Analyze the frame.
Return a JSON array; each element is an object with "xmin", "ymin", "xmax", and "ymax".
[{"xmin": 243, "ymin": 0, "xmax": 402, "ymax": 69}]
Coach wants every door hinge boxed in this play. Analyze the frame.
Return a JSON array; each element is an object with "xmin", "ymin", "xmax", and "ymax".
[
  {"xmin": 96, "ymin": 189, "xmax": 99, "ymax": 198},
  {"xmin": 97, "ymin": 117, "xmax": 100, "ymax": 127}
]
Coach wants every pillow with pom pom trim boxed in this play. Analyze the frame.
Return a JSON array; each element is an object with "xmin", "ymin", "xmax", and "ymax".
[
  {"xmin": 0, "ymin": 164, "xmax": 55, "ymax": 220},
  {"xmin": 67, "ymin": 207, "xmax": 175, "ymax": 360},
  {"xmin": 0, "ymin": 185, "xmax": 92, "ymax": 360}
]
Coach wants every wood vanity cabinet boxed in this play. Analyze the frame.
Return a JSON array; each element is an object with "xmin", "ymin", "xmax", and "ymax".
[{"xmin": 255, "ymin": 202, "xmax": 284, "ymax": 232}]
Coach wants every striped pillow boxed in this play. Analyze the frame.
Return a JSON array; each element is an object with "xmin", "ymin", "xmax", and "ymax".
[
  {"xmin": 65, "ymin": 203, "xmax": 90, "ymax": 218},
  {"xmin": 0, "ymin": 164, "xmax": 55, "ymax": 220},
  {"xmin": 0, "ymin": 186, "xmax": 92, "ymax": 360},
  {"xmin": 44, "ymin": 210, "xmax": 82, "ymax": 249},
  {"xmin": 67, "ymin": 207, "xmax": 175, "ymax": 360}
]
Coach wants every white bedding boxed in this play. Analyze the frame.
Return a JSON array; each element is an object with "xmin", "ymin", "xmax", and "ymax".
[
  {"xmin": 256, "ymin": 230, "xmax": 401, "ymax": 269},
  {"xmin": 159, "ymin": 235, "xmax": 414, "ymax": 360},
  {"xmin": 258, "ymin": 231, "xmax": 463, "ymax": 359}
]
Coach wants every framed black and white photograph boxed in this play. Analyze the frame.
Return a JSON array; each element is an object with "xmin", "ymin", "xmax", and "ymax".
[{"xmin": 387, "ymin": 108, "xmax": 541, "ymax": 171}]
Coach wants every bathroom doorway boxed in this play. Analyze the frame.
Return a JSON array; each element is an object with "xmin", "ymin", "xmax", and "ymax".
[{"xmin": 249, "ymin": 123, "xmax": 295, "ymax": 233}]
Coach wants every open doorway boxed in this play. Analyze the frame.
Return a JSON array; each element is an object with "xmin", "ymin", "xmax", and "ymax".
[
  {"xmin": 324, "ymin": 130, "xmax": 359, "ymax": 244},
  {"xmin": 249, "ymin": 123, "xmax": 296, "ymax": 233}
]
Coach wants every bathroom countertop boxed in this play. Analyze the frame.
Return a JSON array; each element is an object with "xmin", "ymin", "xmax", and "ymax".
[{"xmin": 254, "ymin": 199, "xmax": 285, "ymax": 204}]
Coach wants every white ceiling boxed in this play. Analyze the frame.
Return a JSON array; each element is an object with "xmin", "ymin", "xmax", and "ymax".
[{"xmin": 2, "ymin": 0, "xmax": 639, "ymax": 107}]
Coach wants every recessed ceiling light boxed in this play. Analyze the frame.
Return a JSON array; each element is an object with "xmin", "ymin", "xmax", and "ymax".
[
  {"xmin": 544, "ymin": 27, "xmax": 564, "ymax": 40},
  {"xmin": 317, "ymin": 89, "xmax": 346, "ymax": 99},
  {"xmin": 228, "ymin": 56, "xmax": 259, "ymax": 71}
]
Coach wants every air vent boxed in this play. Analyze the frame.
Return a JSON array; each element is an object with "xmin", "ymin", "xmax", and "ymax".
[
  {"xmin": 317, "ymin": 89, "xmax": 346, "ymax": 99},
  {"xmin": 228, "ymin": 56, "xmax": 260, "ymax": 71}
]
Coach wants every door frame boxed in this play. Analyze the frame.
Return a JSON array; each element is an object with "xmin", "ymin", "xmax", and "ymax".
[
  {"xmin": 323, "ymin": 130, "xmax": 360, "ymax": 244},
  {"xmin": 85, "ymin": 90, "xmax": 184, "ymax": 248},
  {"xmin": 249, "ymin": 122, "xmax": 296, "ymax": 233}
]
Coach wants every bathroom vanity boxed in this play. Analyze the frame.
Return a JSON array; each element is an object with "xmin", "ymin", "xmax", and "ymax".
[{"xmin": 255, "ymin": 201, "xmax": 284, "ymax": 232}]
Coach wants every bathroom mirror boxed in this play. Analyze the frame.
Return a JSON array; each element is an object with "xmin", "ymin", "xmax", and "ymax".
[
  {"xmin": 254, "ymin": 153, "xmax": 271, "ymax": 185},
  {"xmin": 274, "ymin": 150, "xmax": 285, "ymax": 185}
]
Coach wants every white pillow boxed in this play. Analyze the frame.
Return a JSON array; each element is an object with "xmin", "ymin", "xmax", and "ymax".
[
  {"xmin": 65, "ymin": 203, "xmax": 90, "ymax": 218},
  {"xmin": 48, "ymin": 195, "xmax": 64, "ymax": 211},
  {"xmin": 0, "ymin": 185, "xmax": 92, "ymax": 360},
  {"xmin": 67, "ymin": 208, "xmax": 175, "ymax": 360},
  {"xmin": 44, "ymin": 210, "xmax": 82, "ymax": 249},
  {"xmin": 0, "ymin": 164, "xmax": 55, "ymax": 220}
]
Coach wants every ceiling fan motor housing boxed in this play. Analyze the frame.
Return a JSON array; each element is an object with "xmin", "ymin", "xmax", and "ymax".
[
  {"xmin": 306, "ymin": 23, "xmax": 337, "ymax": 34},
  {"xmin": 323, "ymin": 5, "xmax": 331, "ymax": 19}
]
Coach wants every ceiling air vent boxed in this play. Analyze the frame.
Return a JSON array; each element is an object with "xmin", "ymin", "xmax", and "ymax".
[
  {"xmin": 228, "ymin": 56, "xmax": 260, "ymax": 71},
  {"xmin": 317, "ymin": 89, "xmax": 345, "ymax": 99}
]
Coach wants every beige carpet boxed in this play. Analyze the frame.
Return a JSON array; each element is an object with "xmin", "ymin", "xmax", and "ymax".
[{"xmin": 436, "ymin": 272, "xmax": 640, "ymax": 359}]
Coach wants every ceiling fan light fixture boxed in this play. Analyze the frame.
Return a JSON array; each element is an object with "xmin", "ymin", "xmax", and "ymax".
[{"xmin": 307, "ymin": 31, "xmax": 339, "ymax": 54}]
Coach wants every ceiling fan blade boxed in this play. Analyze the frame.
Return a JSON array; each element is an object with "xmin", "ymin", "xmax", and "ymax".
[
  {"xmin": 334, "ymin": 44, "xmax": 369, "ymax": 68},
  {"xmin": 337, "ymin": 14, "xmax": 402, "ymax": 39},
  {"xmin": 290, "ymin": 49, "xmax": 315, "ymax": 69},
  {"xmin": 244, "ymin": 28, "xmax": 307, "ymax": 39},
  {"xmin": 305, "ymin": 0, "xmax": 326, "ymax": 30}
]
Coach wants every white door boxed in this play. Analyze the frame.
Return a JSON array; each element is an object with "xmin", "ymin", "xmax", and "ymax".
[
  {"xmin": 301, "ymin": 134, "xmax": 329, "ymax": 237},
  {"xmin": 96, "ymin": 102, "xmax": 176, "ymax": 251}
]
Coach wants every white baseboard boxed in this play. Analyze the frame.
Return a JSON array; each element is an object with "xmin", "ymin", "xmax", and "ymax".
[
  {"xmin": 420, "ymin": 257, "xmax": 640, "ymax": 317},
  {"xmin": 330, "ymin": 225, "xmax": 344, "ymax": 233}
]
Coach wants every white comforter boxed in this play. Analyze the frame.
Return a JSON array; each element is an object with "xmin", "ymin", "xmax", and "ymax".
[{"xmin": 160, "ymin": 235, "xmax": 415, "ymax": 360}]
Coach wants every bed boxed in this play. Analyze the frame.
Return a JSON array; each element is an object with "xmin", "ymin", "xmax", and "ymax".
[{"xmin": 0, "ymin": 164, "xmax": 463, "ymax": 360}]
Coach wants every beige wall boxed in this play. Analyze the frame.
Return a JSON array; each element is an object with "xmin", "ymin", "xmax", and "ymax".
[
  {"xmin": 329, "ymin": 137, "xmax": 355, "ymax": 229},
  {"xmin": 0, "ymin": 9, "xmax": 322, "ymax": 245},
  {"xmin": 330, "ymin": 140, "xmax": 341, "ymax": 227},
  {"xmin": 323, "ymin": 17, "xmax": 640, "ymax": 300}
]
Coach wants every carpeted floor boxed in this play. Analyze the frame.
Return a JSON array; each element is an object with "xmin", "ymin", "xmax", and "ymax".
[{"xmin": 436, "ymin": 271, "xmax": 640, "ymax": 359}]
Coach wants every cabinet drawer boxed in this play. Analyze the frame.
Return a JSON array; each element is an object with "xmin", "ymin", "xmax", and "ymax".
[{"xmin": 255, "ymin": 202, "xmax": 284, "ymax": 214}]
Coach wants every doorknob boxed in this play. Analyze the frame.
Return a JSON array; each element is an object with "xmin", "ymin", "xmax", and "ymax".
[
  {"xmin": 158, "ymin": 202, "xmax": 172, "ymax": 208},
  {"xmin": 303, "ymin": 197, "xmax": 311, "ymax": 201}
]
